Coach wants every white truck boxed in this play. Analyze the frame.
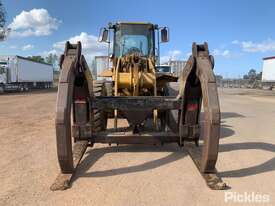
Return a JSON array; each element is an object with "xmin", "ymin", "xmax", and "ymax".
[{"xmin": 0, "ymin": 55, "xmax": 53, "ymax": 92}]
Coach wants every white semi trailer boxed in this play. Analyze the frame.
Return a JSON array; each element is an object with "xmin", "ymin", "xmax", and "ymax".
[
  {"xmin": 262, "ymin": 56, "xmax": 275, "ymax": 89},
  {"xmin": 0, "ymin": 55, "xmax": 53, "ymax": 92}
]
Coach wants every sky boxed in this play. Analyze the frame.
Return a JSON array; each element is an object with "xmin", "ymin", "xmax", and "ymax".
[{"xmin": 1, "ymin": 0, "xmax": 275, "ymax": 78}]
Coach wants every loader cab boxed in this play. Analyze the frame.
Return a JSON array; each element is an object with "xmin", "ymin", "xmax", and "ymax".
[
  {"xmin": 112, "ymin": 23, "xmax": 155, "ymax": 58},
  {"xmin": 99, "ymin": 22, "xmax": 169, "ymax": 60},
  {"xmin": 0, "ymin": 61, "xmax": 7, "ymax": 69}
]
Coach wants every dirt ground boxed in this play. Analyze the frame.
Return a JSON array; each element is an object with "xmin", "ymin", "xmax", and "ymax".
[{"xmin": 0, "ymin": 88, "xmax": 275, "ymax": 206}]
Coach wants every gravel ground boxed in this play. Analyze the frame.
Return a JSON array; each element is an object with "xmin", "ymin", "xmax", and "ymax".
[{"xmin": 0, "ymin": 88, "xmax": 274, "ymax": 206}]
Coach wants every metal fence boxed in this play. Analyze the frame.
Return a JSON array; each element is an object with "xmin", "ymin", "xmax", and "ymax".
[{"xmin": 217, "ymin": 79, "xmax": 263, "ymax": 89}]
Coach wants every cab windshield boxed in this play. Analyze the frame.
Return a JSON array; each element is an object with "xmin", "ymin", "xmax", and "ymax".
[
  {"xmin": 0, "ymin": 67, "xmax": 5, "ymax": 74},
  {"xmin": 156, "ymin": 66, "xmax": 171, "ymax": 73},
  {"xmin": 114, "ymin": 24, "xmax": 154, "ymax": 57},
  {"xmin": 0, "ymin": 62, "xmax": 7, "ymax": 74}
]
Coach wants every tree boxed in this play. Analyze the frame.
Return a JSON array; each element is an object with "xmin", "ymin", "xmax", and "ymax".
[
  {"xmin": 256, "ymin": 72, "xmax": 262, "ymax": 80},
  {"xmin": 243, "ymin": 69, "xmax": 256, "ymax": 80},
  {"xmin": 243, "ymin": 69, "xmax": 261, "ymax": 85},
  {"xmin": 0, "ymin": 1, "xmax": 5, "ymax": 28},
  {"xmin": 248, "ymin": 69, "xmax": 257, "ymax": 80},
  {"xmin": 45, "ymin": 53, "xmax": 58, "ymax": 65},
  {"xmin": 45, "ymin": 53, "xmax": 59, "ymax": 70},
  {"xmin": 28, "ymin": 56, "xmax": 46, "ymax": 63},
  {"xmin": 247, "ymin": 69, "xmax": 257, "ymax": 84},
  {"xmin": 215, "ymin": 75, "xmax": 223, "ymax": 81},
  {"xmin": 0, "ymin": 0, "xmax": 6, "ymax": 40}
]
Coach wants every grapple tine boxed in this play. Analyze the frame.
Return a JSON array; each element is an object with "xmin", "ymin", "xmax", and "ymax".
[
  {"xmin": 185, "ymin": 143, "xmax": 227, "ymax": 190},
  {"xmin": 178, "ymin": 43, "xmax": 226, "ymax": 189},
  {"xmin": 50, "ymin": 141, "xmax": 88, "ymax": 191},
  {"xmin": 193, "ymin": 43, "xmax": 220, "ymax": 173},
  {"xmin": 55, "ymin": 57, "xmax": 76, "ymax": 173},
  {"xmin": 52, "ymin": 42, "xmax": 90, "ymax": 190}
]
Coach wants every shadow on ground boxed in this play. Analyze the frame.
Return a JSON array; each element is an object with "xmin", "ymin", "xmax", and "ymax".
[
  {"xmin": 74, "ymin": 144, "xmax": 186, "ymax": 180},
  {"xmin": 73, "ymin": 112, "xmax": 245, "ymax": 180},
  {"xmin": 201, "ymin": 112, "xmax": 243, "ymax": 139},
  {"xmin": 219, "ymin": 142, "xmax": 275, "ymax": 178},
  {"xmin": 221, "ymin": 112, "xmax": 245, "ymax": 120},
  {"xmin": 218, "ymin": 112, "xmax": 245, "ymax": 139},
  {"xmin": 70, "ymin": 112, "xmax": 274, "ymax": 186},
  {"xmin": 72, "ymin": 141, "xmax": 275, "ymax": 184},
  {"xmin": 0, "ymin": 88, "xmax": 57, "ymax": 96}
]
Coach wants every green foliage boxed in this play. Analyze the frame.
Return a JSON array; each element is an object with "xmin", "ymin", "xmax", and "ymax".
[
  {"xmin": 243, "ymin": 69, "xmax": 262, "ymax": 83},
  {"xmin": 45, "ymin": 53, "xmax": 58, "ymax": 65},
  {"xmin": 27, "ymin": 56, "xmax": 46, "ymax": 63},
  {"xmin": 0, "ymin": 1, "xmax": 5, "ymax": 28},
  {"xmin": 256, "ymin": 72, "xmax": 262, "ymax": 80},
  {"xmin": 215, "ymin": 75, "xmax": 223, "ymax": 81},
  {"xmin": 243, "ymin": 74, "xmax": 249, "ymax": 79},
  {"xmin": 0, "ymin": 0, "xmax": 6, "ymax": 41},
  {"xmin": 248, "ymin": 69, "xmax": 256, "ymax": 79},
  {"xmin": 45, "ymin": 53, "xmax": 60, "ymax": 71},
  {"xmin": 28, "ymin": 54, "xmax": 60, "ymax": 70}
]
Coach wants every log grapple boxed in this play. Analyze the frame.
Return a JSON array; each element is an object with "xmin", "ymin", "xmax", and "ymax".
[{"xmin": 51, "ymin": 22, "xmax": 227, "ymax": 191}]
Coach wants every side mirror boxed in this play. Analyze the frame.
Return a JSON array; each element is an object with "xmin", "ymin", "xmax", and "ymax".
[
  {"xmin": 160, "ymin": 27, "xmax": 169, "ymax": 43},
  {"xmin": 109, "ymin": 53, "xmax": 114, "ymax": 59},
  {"xmin": 99, "ymin": 28, "xmax": 109, "ymax": 42}
]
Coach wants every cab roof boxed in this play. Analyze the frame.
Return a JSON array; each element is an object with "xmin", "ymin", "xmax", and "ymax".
[
  {"xmin": 110, "ymin": 22, "xmax": 156, "ymax": 29},
  {"xmin": 117, "ymin": 22, "xmax": 153, "ymax": 25}
]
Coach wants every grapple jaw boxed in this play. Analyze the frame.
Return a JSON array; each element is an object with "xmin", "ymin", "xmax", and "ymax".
[
  {"xmin": 55, "ymin": 41, "xmax": 93, "ymax": 174},
  {"xmin": 178, "ymin": 42, "xmax": 220, "ymax": 173}
]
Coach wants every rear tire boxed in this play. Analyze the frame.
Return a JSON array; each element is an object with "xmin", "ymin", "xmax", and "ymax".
[
  {"xmin": 93, "ymin": 81, "xmax": 108, "ymax": 131},
  {"xmin": 103, "ymin": 81, "xmax": 114, "ymax": 118}
]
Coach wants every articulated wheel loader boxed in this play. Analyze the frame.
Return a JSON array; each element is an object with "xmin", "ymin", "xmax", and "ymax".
[{"xmin": 51, "ymin": 22, "xmax": 227, "ymax": 191}]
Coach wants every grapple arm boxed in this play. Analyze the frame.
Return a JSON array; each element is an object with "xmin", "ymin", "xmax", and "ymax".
[
  {"xmin": 55, "ymin": 41, "xmax": 92, "ymax": 173},
  {"xmin": 179, "ymin": 42, "xmax": 220, "ymax": 173}
]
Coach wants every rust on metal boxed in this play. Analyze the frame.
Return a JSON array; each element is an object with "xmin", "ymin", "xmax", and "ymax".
[
  {"xmin": 185, "ymin": 142, "xmax": 227, "ymax": 190},
  {"xmin": 179, "ymin": 42, "xmax": 220, "ymax": 173},
  {"xmin": 91, "ymin": 96, "xmax": 181, "ymax": 110},
  {"xmin": 50, "ymin": 140, "xmax": 88, "ymax": 191}
]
